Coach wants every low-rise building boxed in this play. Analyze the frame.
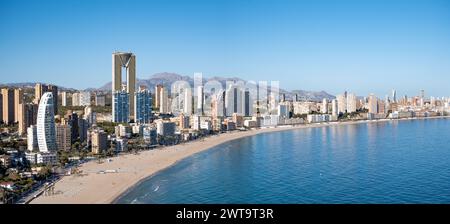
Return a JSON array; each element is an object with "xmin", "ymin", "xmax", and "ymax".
[{"xmin": 36, "ymin": 152, "xmax": 58, "ymax": 165}]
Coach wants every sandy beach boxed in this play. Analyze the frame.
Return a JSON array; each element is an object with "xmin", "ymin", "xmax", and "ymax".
[{"xmin": 30, "ymin": 117, "xmax": 448, "ymax": 204}]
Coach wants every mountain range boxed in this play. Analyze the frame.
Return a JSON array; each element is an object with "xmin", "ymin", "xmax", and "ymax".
[
  {"xmin": 96, "ymin": 72, "xmax": 336, "ymax": 101},
  {"xmin": 1, "ymin": 72, "xmax": 335, "ymax": 101}
]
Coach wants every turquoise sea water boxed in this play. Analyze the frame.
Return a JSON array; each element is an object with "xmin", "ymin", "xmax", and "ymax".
[{"xmin": 116, "ymin": 118, "xmax": 450, "ymax": 204}]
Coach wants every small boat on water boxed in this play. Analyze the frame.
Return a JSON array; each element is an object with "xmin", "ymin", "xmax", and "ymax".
[{"xmin": 154, "ymin": 186, "xmax": 160, "ymax": 192}]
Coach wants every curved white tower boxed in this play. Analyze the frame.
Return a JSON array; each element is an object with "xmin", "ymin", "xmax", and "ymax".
[{"xmin": 37, "ymin": 92, "xmax": 57, "ymax": 152}]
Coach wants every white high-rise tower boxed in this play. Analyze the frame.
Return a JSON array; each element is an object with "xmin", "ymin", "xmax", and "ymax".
[{"xmin": 37, "ymin": 92, "xmax": 57, "ymax": 152}]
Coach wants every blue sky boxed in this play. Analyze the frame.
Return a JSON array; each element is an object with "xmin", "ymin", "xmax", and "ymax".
[{"xmin": 1, "ymin": 0, "xmax": 449, "ymax": 97}]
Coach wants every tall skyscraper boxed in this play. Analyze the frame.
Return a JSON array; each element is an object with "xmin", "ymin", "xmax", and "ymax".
[
  {"xmin": 112, "ymin": 52, "xmax": 136, "ymax": 121},
  {"xmin": 336, "ymin": 94, "xmax": 347, "ymax": 114},
  {"xmin": 183, "ymin": 88, "xmax": 192, "ymax": 115},
  {"xmin": 113, "ymin": 90, "xmax": 130, "ymax": 123},
  {"xmin": 2, "ymin": 88, "xmax": 15, "ymax": 124},
  {"xmin": 346, "ymin": 93, "xmax": 357, "ymax": 113},
  {"xmin": 61, "ymin": 91, "xmax": 67, "ymax": 106},
  {"xmin": 37, "ymin": 92, "xmax": 57, "ymax": 152},
  {"xmin": 78, "ymin": 118, "xmax": 88, "ymax": 143},
  {"xmin": 225, "ymin": 84, "xmax": 242, "ymax": 116},
  {"xmin": 368, "ymin": 94, "xmax": 378, "ymax": 114},
  {"xmin": 197, "ymin": 86, "xmax": 204, "ymax": 115},
  {"xmin": 134, "ymin": 86, "xmax": 152, "ymax": 124},
  {"xmin": 159, "ymin": 88, "xmax": 169, "ymax": 114},
  {"xmin": 154, "ymin": 84, "xmax": 163, "ymax": 108},
  {"xmin": 68, "ymin": 112, "xmax": 79, "ymax": 142},
  {"xmin": 244, "ymin": 90, "xmax": 252, "ymax": 117},
  {"xmin": 331, "ymin": 99, "xmax": 338, "ymax": 116},
  {"xmin": 392, "ymin": 89, "xmax": 397, "ymax": 103},
  {"xmin": 14, "ymin": 88, "xmax": 23, "ymax": 123}
]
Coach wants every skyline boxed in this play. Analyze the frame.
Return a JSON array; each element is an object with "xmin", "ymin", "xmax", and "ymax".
[{"xmin": 1, "ymin": 0, "xmax": 450, "ymax": 97}]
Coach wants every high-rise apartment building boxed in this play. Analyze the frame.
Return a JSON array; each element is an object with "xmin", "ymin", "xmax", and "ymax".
[
  {"xmin": 183, "ymin": 88, "xmax": 192, "ymax": 115},
  {"xmin": 37, "ymin": 92, "xmax": 57, "ymax": 152},
  {"xmin": 134, "ymin": 86, "xmax": 152, "ymax": 124},
  {"xmin": 55, "ymin": 124, "xmax": 71, "ymax": 151},
  {"xmin": 346, "ymin": 93, "xmax": 357, "ymax": 113},
  {"xmin": 1, "ymin": 88, "xmax": 15, "ymax": 124},
  {"xmin": 336, "ymin": 94, "xmax": 347, "ymax": 114},
  {"xmin": 95, "ymin": 94, "xmax": 106, "ymax": 106},
  {"xmin": 61, "ymin": 91, "xmax": 67, "ymax": 106},
  {"xmin": 91, "ymin": 129, "xmax": 108, "ymax": 154},
  {"xmin": 331, "ymin": 99, "xmax": 338, "ymax": 116},
  {"xmin": 368, "ymin": 94, "xmax": 378, "ymax": 114},
  {"xmin": 154, "ymin": 84, "xmax": 163, "ymax": 108},
  {"xmin": 113, "ymin": 90, "xmax": 130, "ymax": 123},
  {"xmin": 79, "ymin": 91, "xmax": 91, "ymax": 106},
  {"xmin": 197, "ymin": 86, "xmax": 204, "ymax": 115},
  {"xmin": 159, "ymin": 88, "xmax": 169, "ymax": 114},
  {"xmin": 225, "ymin": 84, "xmax": 243, "ymax": 116},
  {"xmin": 14, "ymin": 88, "xmax": 23, "ymax": 123},
  {"xmin": 244, "ymin": 90, "xmax": 252, "ymax": 117}
]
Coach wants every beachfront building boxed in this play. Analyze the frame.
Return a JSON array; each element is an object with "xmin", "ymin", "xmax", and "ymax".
[
  {"xmin": 307, "ymin": 114, "xmax": 333, "ymax": 123},
  {"xmin": 196, "ymin": 86, "xmax": 204, "ymax": 115},
  {"xmin": 91, "ymin": 129, "xmax": 108, "ymax": 154},
  {"xmin": 143, "ymin": 126, "xmax": 158, "ymax": 146},
  {"xmin": 368, "ymin": 94, "xmax": 378, "ymax": 114},
  {"xmin": 179, "ymin": 113, "xmax": 190, "ymax": 130},
  {"xmin": 115, "ymin": 138, "xmax": 128, "ymax": 152},
  {"xmin": 113, "ymin": 90, "xmax": 130, "ymax": 123},
  {"xmin": 332, "ymin": 99, "xmax": 338, "ymax": 116},
  {"xmin": 156, "ymin": 120, "xmax": 176, "ymax": 136},
  {"xmin": 336, "ymin": 94, "xmax": 347, "ymax": 114},
  {"xmin": 134, "ymin": 87, "xmax": 152, "ymax": 124},
  {"xmin": 346, "ymin": 93, "xmax": 357, "ymax": 113},
  {"xmin": 115, "ymin": 124, "xmax": 131, "ymax": 138},
  {"xmin": 292, "ymin": 101, "xmax": 317, "ymax": 115},
  {"xmin": 55, "ymin": 124, "xmax": 71, "ymax": 151},
  {"xmin": 278, "ymin": 104, "xmax": 289, "ymax": 118},
  {"xmin": 225, "ymin": 84, "xmax": 243, "ymax": 116},
  {"xmin": 37, "ymin": 92, "xmax": 57, "ymax": 152}
]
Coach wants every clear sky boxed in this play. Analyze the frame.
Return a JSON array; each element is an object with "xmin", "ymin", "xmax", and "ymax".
[{"xmin": 1, "ymin": 0, "xmax": 449, "ymax": 97}]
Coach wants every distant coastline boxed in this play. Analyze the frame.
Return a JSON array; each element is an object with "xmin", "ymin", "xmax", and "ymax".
[{"xmin": 30, "ymin": 116, "xmax": 450, "ymax": 204}]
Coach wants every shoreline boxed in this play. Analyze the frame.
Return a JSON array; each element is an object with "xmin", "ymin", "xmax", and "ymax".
[{"xmin": 30, "ymin": 116, "xmax": 449, "ymax": 204}]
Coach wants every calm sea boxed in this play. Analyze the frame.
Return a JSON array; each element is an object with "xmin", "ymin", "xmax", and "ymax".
[{"xmin": 116, "ymin": 118, "xmax": 450, "ymax": 204}]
